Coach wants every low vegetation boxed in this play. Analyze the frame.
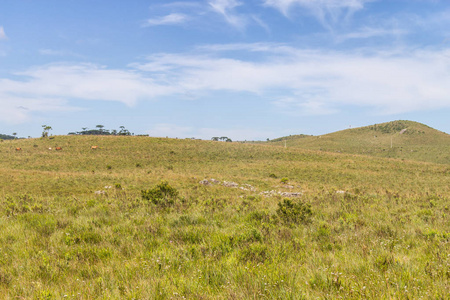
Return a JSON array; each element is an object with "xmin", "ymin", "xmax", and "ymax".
[
  {"xmin": 0, "ymin": 134, "xmax": 448, "ymax": 298},
  {"xmin": 268, "ymin": 120, "xmax": 450, "ymax": 164}
]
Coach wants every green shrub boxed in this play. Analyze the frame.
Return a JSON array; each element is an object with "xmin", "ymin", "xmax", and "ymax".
[
  {"xmin": 280, "ymin": 177, "xmax": 289, "ymax": 184},
  {"xmin": 141, "ymin": 181, "xmax": 178, "ymax": 206},
  {"xmin": 276, "ymin": 198, "xmax": 312, "ymax": 225}
]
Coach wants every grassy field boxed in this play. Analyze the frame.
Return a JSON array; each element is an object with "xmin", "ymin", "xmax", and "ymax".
[
  {"xmin": 0, "ymin": 135, "xmax": 449, "ymax": 299},
  {"xmin": 268, "ymin": 120, "xmax": 450, "ymax": 165}
]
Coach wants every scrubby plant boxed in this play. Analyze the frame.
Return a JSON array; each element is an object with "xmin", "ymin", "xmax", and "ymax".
[
  {"xmin": 280, "ymin": 177, "xmax": 289, "ymax": 184},
  {"xmin": 276, "ymin": 198, "xmax": 312, "ymax": 225},
  {"xmin": 141, "ymin": 181, "xmax": 178, "ymax": 206}
]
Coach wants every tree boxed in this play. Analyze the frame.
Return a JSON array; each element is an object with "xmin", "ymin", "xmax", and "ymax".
[
  {"xmin": 211, "ymin": 137, "xmax": 219, "ymax": 141},
  {"xmin": 118, "ymin": 126, "xmax": 131, "ymax": 136},
  {"xmin": 41, "ymin": 125, "xmax": 52, "ymax": 138},
  {"xmin": 96, "ymin": 125, "xmax": 105, "ymax": 132},
  {"xmin": 12, "ymin": 132, "xmax": 17, "ymax": 139}
]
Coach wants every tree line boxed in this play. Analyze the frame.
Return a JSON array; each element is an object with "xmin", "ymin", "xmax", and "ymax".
[{"xmin": 68, "ymin": 125, "xmax": 133, "ymax": 136}]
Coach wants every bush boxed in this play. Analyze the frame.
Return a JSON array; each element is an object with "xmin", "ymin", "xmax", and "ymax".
[
  {"xmin": 141, "ymin": 181, "xmax": 178, "ymax": 206},
  {"xmin": 276, "ymin": 198, "xmax": 312, "ymax": 225},
  {"xmin": 280, "ymin": 177, "xmax": 289, "ymax": 184}
]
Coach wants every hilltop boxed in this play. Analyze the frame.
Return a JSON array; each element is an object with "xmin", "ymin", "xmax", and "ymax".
[{"xmin": 268, "ymin": 120, "xmax": 450, "ymax": 164}]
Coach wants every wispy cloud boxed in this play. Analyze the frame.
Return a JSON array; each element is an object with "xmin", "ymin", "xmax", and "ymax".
[
  {"xmin": 0, "ymin": 63, "xmax": 175, "ymax": 122},
  {"xmin": 0, "ymin": 96, "xmax": 76, "ymax": 124},
  {"xmin": 2, "ymin": 44, "xmax": 450, "ymax": 123},
  {"xmin": 196, "ymin": 42, "xmax": 293, "ymax": 53},
  {"xmin": 134, "ymin": 44, "xmax": 450, "ymax": 115},
  {"xmin": 144, "ymin": 13, "xmax": 189, "ymax": 26},
  {"xmin": 336, "ymin": 26, "xmax": 408, "ymax": 42},
  {"xmin": 0, "ymin": 26, "xmax": 7, "ymax": 40},
  {"xmin": 264, "ymin": 0, "xmax": 374, "ymax": 29},
  {"xmin": 274, "ymin": 97, "xmax": 338, "ymax": 116},
  {"xmin": 208, "ymin": 0, "xmax": 246, "ymax": 29}
]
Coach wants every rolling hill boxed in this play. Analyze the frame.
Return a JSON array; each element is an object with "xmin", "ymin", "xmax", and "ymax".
[
  {"xmin": 268, "ymin": 120, "xmax": 450, "ymax": 164},
  {"xmin": 0, "ymin": 132, "xmax": 448, "ymax": 298}
]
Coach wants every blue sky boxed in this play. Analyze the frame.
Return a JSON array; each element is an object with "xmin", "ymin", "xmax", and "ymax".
[{"xmin": 1, "ymin": 0, "xmax": 449, "ymax": 140}]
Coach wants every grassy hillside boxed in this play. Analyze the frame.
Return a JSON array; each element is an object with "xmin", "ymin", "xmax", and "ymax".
[
  {"xmin": 269, "ymin": 120, "xmax": 450, "ymax": 164},
  {"xmin": 0, "ymin": 135, "xmax": 449, "ymax": 299}
]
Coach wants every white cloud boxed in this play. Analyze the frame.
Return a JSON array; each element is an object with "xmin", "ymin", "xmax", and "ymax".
[
  {"xmin": 274, "ymin": 97, "xmax": 338, "ymax": 115},
  {"xmin": 0, "ymin": 96, "xmax": 77, "ymax": 124},
  {"xmin": 39, "ymin": 49, "xmax": 83, "ymax": 58},
  {"xmin": 2, "ymin": 44, "xmax": 450, "ymax": 124},
  {"xmin": 0, "ymin": 26, "xmax": 7, "ymax": 40},
  {"xmin": 134, "ymin": 45, "xmax": 450, "ymax": 115},
  {"xmin": 264, "ymin": 0, "xmax": 373, "ymax": 28},
  {"xmin": 196, "ymin": 42, "xmax": 293, "ymax": 53},
  {"xmin": 208, "ymin": 0, "xmax": 247, "ymax": 28},
  {"xmin": 337, "ymin": 26, "xmax": 407, "ymax": 41},
  {"xmin": 144, "ymin": 13, "xmax": 189, "ymax": 26},
  {"xmin": 0, "ymin": 63, "xmax": 175, "ymax": 123}
]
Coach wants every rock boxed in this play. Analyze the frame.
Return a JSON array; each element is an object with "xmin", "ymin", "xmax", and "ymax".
[
  {"xmin": 223, "ymin": 181, "xmax": 239, "ymax": 188},
  {"xmin": 279, "ymin": 192, "xmax": 302, "ymax": 197},
  {"xmin": 199, "ymin": 179, "xmax": 211, "ymax": 186}
]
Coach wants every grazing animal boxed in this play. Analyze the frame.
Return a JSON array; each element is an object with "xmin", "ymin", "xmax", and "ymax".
[
  {"xmin": 91, "ymin": 146, "xmax": 98, "ymax": 150},
  {"xmin": 55, "ymin": 147, "xmax": 62, "ymax": 151},
  {"xmin": 15, "ymin": 147, "xmax": 22, "ymax": 151}
]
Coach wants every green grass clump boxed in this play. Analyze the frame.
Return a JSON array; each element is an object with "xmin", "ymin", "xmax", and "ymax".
[
  {"xmin": 141, "ymin": 181, "xmax": 179, "ymax": 206},
  {"xmin": 276, "ymin": 198, "xmax": 312, "ymax": 225}
]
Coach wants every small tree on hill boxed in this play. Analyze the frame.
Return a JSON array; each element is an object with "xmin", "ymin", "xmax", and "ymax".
[
  {"xmin": 41, "ymin": 125, "xmax": 52, "ymax": 138},
  {"xmin": 118, "ymin": 126, "xmax": 131, "ymax": 136}
]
